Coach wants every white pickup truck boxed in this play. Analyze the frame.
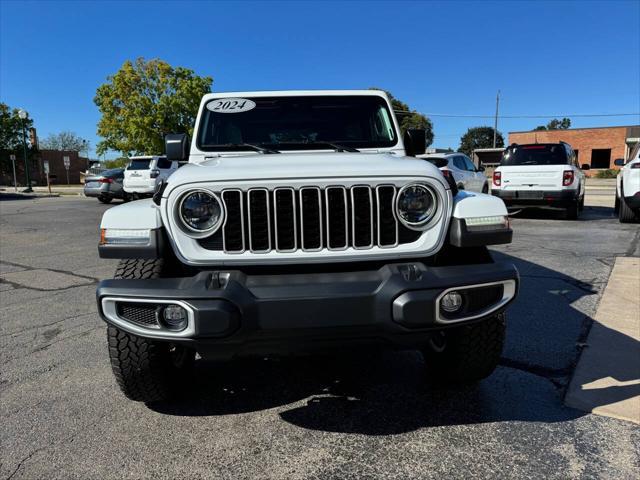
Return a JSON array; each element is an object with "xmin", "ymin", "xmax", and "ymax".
[
  {"xmin": 614, "ymin": 143, "xmax": 640, "ymax": 223},
  {"xmin": 491, "ymin": 142, "xmax": 588, "ymax": 219},
  {"xmin": 96, "ymin": 90, "xmax": 518, "ymax": 402}
]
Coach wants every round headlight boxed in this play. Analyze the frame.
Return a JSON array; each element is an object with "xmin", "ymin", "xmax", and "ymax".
[
  {"xmin": 178, "ymin": 190, "xmax": 224, "ymax": 235},
  {"xmin": 396, "ymin": 183, "xmax": 438, "ymax": 229}
]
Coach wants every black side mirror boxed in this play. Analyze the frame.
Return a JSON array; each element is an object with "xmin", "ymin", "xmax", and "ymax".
[
  {"xmin": 403, "ymin": 129, "xmax": 426, "ymax": 157},
  {"xmin": 581, "ymin": 163, "xmax": 591, "ymax": 170},
  {"xmin": 165, "ymin": 133, "xmax": 190, "ymax": 162},
  {"xmin": 613, "ymin": 158, "xmax": 625, "ymax": 167}
]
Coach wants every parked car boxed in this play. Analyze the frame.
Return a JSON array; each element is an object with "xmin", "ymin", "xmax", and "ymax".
[
  {"xmin": 614, "ymin": 143, "xmax": 640, "ymax": 223},
  {"xmin": 492, "ymin": 142, "xmax": 588, "ymax": 219},
  {"xmin": 84, "ymin": 168, "xmax": 126, "ymax": 203},
  {"xmin": 123, "ymin": 156, "xmax": 179, "ymax": 198},
  {"xmin": 418, "ymin": 152, "xmax": 489, "ymax": 193},
  {"xmin": 96, "ymin": 90, "xmax": 518, "ymax": 403}
]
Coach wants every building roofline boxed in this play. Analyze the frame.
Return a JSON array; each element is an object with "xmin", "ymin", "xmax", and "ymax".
[{"xmin": 509, "ymin": 125, "xmax": 640, "ymax": 134}]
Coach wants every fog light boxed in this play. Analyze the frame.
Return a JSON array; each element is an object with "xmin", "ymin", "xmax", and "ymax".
[
  {"xmin": 162, "ymin": 304, "xmax": 188, "ymax": 331},
  {"xmin": 440, "ymin": 291, "xmax": 463, "ymax": 313}
]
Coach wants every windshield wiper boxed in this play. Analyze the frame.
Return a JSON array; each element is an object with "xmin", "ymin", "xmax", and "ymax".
[
  {"xmin": 204, "ymin": 143, "xmax": 280, "ymax": 154},
  {"xmin": 263, "ymin": 141, "xmax": 360, "ymax": 153}
]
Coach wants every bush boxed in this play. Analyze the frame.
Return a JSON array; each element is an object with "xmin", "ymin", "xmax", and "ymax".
[{"xmin": 594, "ymin": 169, "xmax": 619, "ymax": 179}]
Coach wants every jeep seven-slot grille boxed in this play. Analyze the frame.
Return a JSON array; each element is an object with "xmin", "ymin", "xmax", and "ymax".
[{"xmin": 198, "ymin": 185, "xmax": 422, "ymax": 253}]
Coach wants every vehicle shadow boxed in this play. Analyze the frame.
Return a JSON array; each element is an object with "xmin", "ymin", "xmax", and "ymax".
[
  {"xmin": 148, "ymin": 252, "xmax": 639, "ymax": 433},
  {"xmin": 509, "ymin": 205, "xmax": 614, "ymax": 221}
]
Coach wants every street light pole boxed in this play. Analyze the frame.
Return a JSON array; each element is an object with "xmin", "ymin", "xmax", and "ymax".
[
  {"xmin": 493, "ymin": 90, "xmax": 500, "ymax": 148},
  {"xmin": 18, "ymin": 109, "xmax": 33, "ymax": 193}
]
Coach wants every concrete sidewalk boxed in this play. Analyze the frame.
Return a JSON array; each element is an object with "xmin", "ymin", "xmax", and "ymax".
[{"xmin": 565, "ymin": 257, "xmax": 640, "ymax": 424}]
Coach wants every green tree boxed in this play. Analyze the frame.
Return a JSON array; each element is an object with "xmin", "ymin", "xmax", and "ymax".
[
  {"xmin": 370, "ymin": 88, "xmax": 434, "ymax": 147},
  {"xmin": 534, "ymin": 117, "xmax": 571, "ymax": 131},
  {"xmin": 459, "ymin": 126, "xmax": 504, "ymax": 156},
  {"xmin": 40, "ymin": 131, "xmax": 89, "ymax": 152},
  {"xmin": 94, "ymin": 58, "xmax": 213, "ymax": 156},
  {"xmin": 0, "ymin": 102, "xmax": 34, "ymax": 151},
  {"xmin": 103, "ymin": 157, "xmax": 130, "ymax": 169}
]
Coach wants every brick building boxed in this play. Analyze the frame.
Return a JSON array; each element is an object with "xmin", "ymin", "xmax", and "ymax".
[
  {"xmin": 1, "ymin": 149, "xmax": 88, "ymax": 186},
  {"xmin": 508, "ymin": 125, "xmax": 640, "ymax": 170}
]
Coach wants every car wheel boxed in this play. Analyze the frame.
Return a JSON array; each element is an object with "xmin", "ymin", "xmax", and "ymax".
[
  {"xmin": 481, "ymin": 183, "xmax": 489, "ymax": 194},
  {"xmin": 566, "ymin": 200, "xmax": 579, "ymax": 220},
  {"xmin": 98, "ymin": 196, "xmax": 112, "ymax": 204},
  {"xmin": 107, "ymin": 259, "xmax": 195, "ymax": 402},
  {"xmin": 618, "ymin": 196, "xmax": 638, "ymax": 223},
  {"xmin": 422, "ymin": 313, "xmax": 505, "ymax": 383}
]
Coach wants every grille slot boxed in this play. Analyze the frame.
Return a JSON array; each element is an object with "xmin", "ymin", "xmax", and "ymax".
[
  {"xmin": 248, "ymin": 189, "xmax": 271, "ymax": 252},
  {"xmin": 116, "ymin": 303, "xmax": 159, "ymax": 328},
  {"xmin": 198, "ymin": 185, "xmax": 423, "ymax": 253},
  {"xmin": 326, "ymin": 186, "xmax": 348, "ymax": 250}
]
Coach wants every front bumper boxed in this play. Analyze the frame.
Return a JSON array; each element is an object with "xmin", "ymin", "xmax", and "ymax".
[
  {"xmin": 492, "ymin": 189, "xmax": 578, "ymax": 209},
  {"xmin": 96, "ymin": 260, "xmax": 519, "ymax": 358}
]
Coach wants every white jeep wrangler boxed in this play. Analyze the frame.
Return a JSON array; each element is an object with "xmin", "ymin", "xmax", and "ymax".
[{"xmin": 97, "ymin": 90, "xmax": 519, "ymax": 402}]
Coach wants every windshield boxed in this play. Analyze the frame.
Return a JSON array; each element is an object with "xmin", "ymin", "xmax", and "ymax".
[
  {"xmin": 127, "ymin": 159, "xmax": 152, "ymax": 170},
  {"xmin": 103, "ymin": 168, "xmax": 123, "ymax": 177},
  {"xmin": 501, "ymin": 144, "xmax": 569, "ymax": 166},
  {"xmin": 197, "ymin": 95, "xmax": 397, "ymax": 151},
  {"xmin": 424, "ymin": 157, "xmax": 448, "ymax": 168}
]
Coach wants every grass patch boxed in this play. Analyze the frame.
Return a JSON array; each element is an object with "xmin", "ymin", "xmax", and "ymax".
[{"xmin": 594, "ymin": 169, "xmax": 619, "ymax": 179}]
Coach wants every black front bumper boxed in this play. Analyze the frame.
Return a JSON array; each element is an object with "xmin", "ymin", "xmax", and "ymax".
[
  {"xmin": 492, "ymin": 189, "xmax": 578, "ymax": 209},
  {"xmin": 96, "ymin": 260, "xmax": 519, "ymax": 358}
]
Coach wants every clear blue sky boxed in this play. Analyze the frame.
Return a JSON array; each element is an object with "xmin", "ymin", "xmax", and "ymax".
[{"xmin": 1, "ymin": 0, "xmax": 639, "ymax": 158}]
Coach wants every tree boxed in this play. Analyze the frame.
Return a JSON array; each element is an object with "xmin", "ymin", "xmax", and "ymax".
[
  {"xmin": 94, "ymin": 58, "xmax": 213, "ymax": 156},
  {"xmin": 40, "ymin": 131, "xmax": 89, "ymax": 152},
  {"xmin": 370, "ymin": 88, "xmax": 434, "ymax": 147},
  {"xmin": 534, "ymin": 117, "xmax": 571, "ymax": 131},
  {"xmin": 459, "ymin": 126, "xmax": 504, "ymax": 156},
  {"xmin": 0, "ymin": 102, "xmax": 34, "ymax": 151},
  {"xmin": 103, "ymin": 157, "xmax": 130, "ymax": 169}
]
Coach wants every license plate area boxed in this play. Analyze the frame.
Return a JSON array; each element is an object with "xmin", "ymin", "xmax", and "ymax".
[{"xmin": 517, "ymin": 191, "xmax": 542, "ymax": 199}]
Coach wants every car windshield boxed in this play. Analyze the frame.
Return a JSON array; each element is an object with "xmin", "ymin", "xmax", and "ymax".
[
  {"xmin": 197, "ymin": 95, "xmax": 397, "ymax": 151},
  {"xmin": 501, "ymin": 144, "xmax": 568, "ymax": 166},
  {"xmin": 127, "ymin": 159, "xmax": 151, "ymax": 170},
  {"xmin": 425, "ymin": 157, "xmax": 448, "ymax": 168}
]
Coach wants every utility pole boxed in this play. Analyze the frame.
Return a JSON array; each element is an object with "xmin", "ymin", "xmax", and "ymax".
[{"xmin": 493, "ymin": 90, "xmax": 500, "ymax": 148}]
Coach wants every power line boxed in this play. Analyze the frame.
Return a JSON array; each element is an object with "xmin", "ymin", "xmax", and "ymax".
[{"xmin": 394, "ymin": 109, "xmax": 639, "ymax": 119}]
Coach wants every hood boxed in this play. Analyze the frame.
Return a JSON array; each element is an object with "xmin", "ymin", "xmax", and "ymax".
[{"xmin": 166, "ymin": 151, "xmax": 445, "ymax": 186}]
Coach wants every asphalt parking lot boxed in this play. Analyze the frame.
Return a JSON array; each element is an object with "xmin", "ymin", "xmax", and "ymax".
[{"xmin": 1, "ymin": 196, "xmax": 639, "ymax": 479}]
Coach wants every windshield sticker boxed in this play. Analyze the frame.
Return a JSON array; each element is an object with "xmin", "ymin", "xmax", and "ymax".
[{"xmin": 206, "ymin": 98, "xmax": 256, "ymax": 113}]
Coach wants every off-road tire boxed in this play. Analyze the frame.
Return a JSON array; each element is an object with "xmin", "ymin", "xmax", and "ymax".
[
  {"xmin": 98, "ymin": 196, "xmax": 112, "ymax": 204},
  {"xmin": 618, "ymin": 196, "xmax": 637, "ymax": 223},
  {"xmin": 107, "ymin": 258, "xmax": 194, "ymax": 402},
  {"xmin": 422, "ymin": 313, "xmax": 506, "ymax": 383}
]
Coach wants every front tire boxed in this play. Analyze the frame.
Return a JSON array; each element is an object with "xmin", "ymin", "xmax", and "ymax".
[
  {"xmin": 422, "ymin": 313, "xmax": 506, "ymax": 383},
  {"xmin": 618, "ymin": 196, "xmax": 637, "ymax": 223},
  {"xmin": 107, "ymin": 259, "xmax": 194, "ymax": 402},
  {"xmin": 98, "ymin": 196, "xmax": 112, "ymax": 204}
]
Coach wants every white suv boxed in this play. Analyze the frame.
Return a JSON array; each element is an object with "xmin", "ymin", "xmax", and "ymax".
[
  {"xmin": 492, "ymin": 142, "xmax": 587, "ymax": 219},
  {"xmin": 418, "ymin": 153, "xmax": 489, "ymax": 193},
  {"xmin": 614, "ymin": 143, "xmax": 640, "ymax": 223},
  {"xmin": 123, "ymin": 155, "xmax": 179, "ymax": 198}
]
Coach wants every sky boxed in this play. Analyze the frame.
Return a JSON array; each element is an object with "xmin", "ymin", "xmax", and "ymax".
[{"xmin": 1, "ymin": 0, "xmax": 639, "ymax": 159}]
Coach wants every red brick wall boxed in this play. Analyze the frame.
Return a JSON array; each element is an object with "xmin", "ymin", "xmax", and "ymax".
[
  {"xmin": 37, "ymin": 150, "xmax": 88, "ymax": 185},
  {"xmin": 508, "ymin": 127, "xmax": 628, "ymax": 170}
]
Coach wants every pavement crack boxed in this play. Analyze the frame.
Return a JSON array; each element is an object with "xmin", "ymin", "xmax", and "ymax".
[
  {"xmin": 499, "ymin": 358, "xmax": 571, "ymax": 388},
  {"xmin": 0, "ymin": 312, "xmax": 97, "ymax": 339}
]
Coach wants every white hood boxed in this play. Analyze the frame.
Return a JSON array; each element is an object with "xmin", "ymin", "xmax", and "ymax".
[{"xmin": 166, "ymin": 151, "xmax": 447, "ymax": 189}]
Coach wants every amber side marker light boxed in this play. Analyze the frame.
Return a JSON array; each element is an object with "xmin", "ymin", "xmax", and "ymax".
[{"xmin": 100, "ymin": 228, "xmax": 107, "ymax": 245}]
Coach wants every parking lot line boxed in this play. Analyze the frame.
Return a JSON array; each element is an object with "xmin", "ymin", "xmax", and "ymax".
[{"xmin": 565, "ymin": 257, "xmax": 640, "ymax": 424}]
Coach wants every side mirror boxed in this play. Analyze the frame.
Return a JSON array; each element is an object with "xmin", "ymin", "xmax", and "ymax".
[
  {"xmin": 581, "ymin": 163, "xmax": 591, "ymax": 170},
  {"xmin": 165, "ymin": 133, "xmax": 190, "ymax": 162},
  {"xmin": 613, "ymin": 158, "xmax": 625, "ymax": 167},
  {"xmin": 403, "ymin": 129, "xmax": 426, "ymax": 157}
]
